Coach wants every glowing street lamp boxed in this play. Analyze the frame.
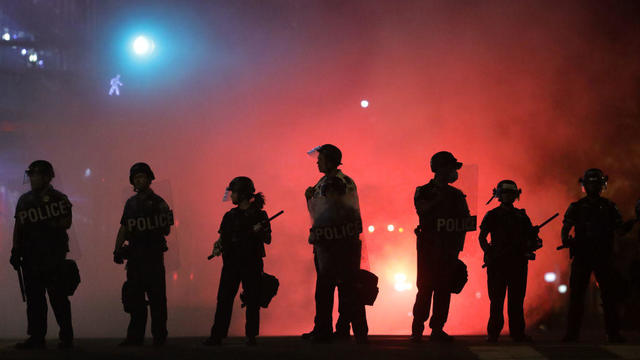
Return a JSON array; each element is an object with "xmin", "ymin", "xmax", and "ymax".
[{"xmin": 132, "ymin": 35, "xmax": 155, "ymax": 56}]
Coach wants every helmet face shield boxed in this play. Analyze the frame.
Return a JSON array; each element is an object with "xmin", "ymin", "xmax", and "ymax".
[
  {"xmin": 486, "ymin": 180, "xmax": 521, "ymax": 205},
  {"xmin": 23, "ymin": 168, "xmax": 49, "ymax": 185},
  {"xmin": 307, "ymin": 145, "xmax": 322, "ymax": 159},
  {"xmin": 500, "ymin": 182, "xmax": 518, "ymax": 191},
  {"xmin": 307, "ymin": 144, "xmax": 342, "ymax": 169},
  {"xmin": 499, "ymin": 182, "xmax": 520, "ymax": 197},
  {"xmin": 24, "ymin": 160, "xmax": 55, "ymax": 185},
  {"xmin": 222, "ymin": 188, "xmax": 231, "ymax": 202}
]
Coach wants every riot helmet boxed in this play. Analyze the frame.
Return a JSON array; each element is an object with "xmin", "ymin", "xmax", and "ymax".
[
  {"xmin": 129, "ymin": 162, "xmax": 155, "ymax": 185},
  {"xmin": 486, "ymin": 180, "xmax": 521, "ymax": 205},
  {"xmin": 430, "ymin": 151, "xmax": 462, "ymax": 173}
]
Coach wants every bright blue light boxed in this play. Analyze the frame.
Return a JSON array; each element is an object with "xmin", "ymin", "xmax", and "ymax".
[{"xmin": 132, "ymin": 35, "xmax": 155, "ymax": 56}]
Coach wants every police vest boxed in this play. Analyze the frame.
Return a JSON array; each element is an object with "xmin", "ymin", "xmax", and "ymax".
[
  {"xmin": 312, "ymin": 220, "xmax": 362, "ymax": 242},
  {"xmin": 16, "ymin": 199, "xmax": 71, "ymax": 225},
  {"xmin": 125, "ymin": 211, "xmax": 174, "ymax": 233}
]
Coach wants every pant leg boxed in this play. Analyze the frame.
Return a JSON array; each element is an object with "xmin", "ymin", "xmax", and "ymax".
[
  {"xmin": 338, "ymin": 241, "xmax": 367, "ymax": 338},
  {"xmin": 412, "ymin": 248, "xmax": 434, "ymax": 335},
  {"xmin": 593, "ymin": 262, "xmax": 620, "ymax": 336},
  {"xmin": 429, "ymin": 289, "xmax": 452, "ymax": 331},
  {"xmin": 566, "ymin": 259, "xmax": 592, "ymax": 337},
  {"xmin": 45, "ymin": 258, "xmax": 73, "ymax": 343},
  {"xmin": 126, "ymin": 264, "xmax": 148, "ymax": 341},
  {"xmin": 46, "ymin": 287, "xmax": 73, "ymax": 342},
  {"xmin": 335, "ymin": 289, "xmax": 350, "ymax": 335},
  {"xmin": 210, "ymin": 264, "xmax": 242, "ymax": 339},
  {"xmin": 429, "ymin": 253, "xmax": 455, "ymax": 331},
  {"xmin": 506, "ymin": 261, "xmax": 528, "ymax": 338},
  {"xmin": 23, "ymin": 263, "xmax": 48, "ymax": 341},
  {"xmin": 241, "ymin": 261, "xmax": 262, "ymax": 338},
  {"xmin": 312, "ymin": 251, "xmax": 334, "ymax": 332},
  {"xmin": 487, "ymin": 263, "xmax": 507, "ymax": 337},
  {"xmin": 314, "ymin": 269, "xmax": 337, "ymax": 337},
  {"xmin": 146, "ymin": 262, "xmax": 168, "ymax": 340}
]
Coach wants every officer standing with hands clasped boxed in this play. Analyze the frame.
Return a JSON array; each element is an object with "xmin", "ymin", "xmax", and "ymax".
[
  {"xmin": 559, "ymin": 168, "xmax": 636, "ymax": 343},
  {"xmin": 479, "ymin": 180, "xmax": 538, "ymax": 343},
  {"xmin": 113, "ymin": 162, "xmax": 174, "ymax": 347},
  {"xmin": 411, "ymin": 151, "xmax": 474, "ymax": 343},
  {"xmin": 10, "ymin": 160, "xmax": 75, "ymax": 349},
  {"xmin": 309, "ymin": 176, "xmax": 368, "ymax": 344},
  {"xmin": 304, "ymin": 144, "xmax": 362, "ymax": 341},
  {"xmin": 204, "ymin": 177, "xmax": 272, "ymax": 346}
]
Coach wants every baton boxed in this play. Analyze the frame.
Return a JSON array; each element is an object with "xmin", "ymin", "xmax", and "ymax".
[
  {"xmin": 17, "ymin": 266, "xmax": 26, "ymax": 302},
  {"xmin": 537, "ymin": 213, "xmax": 559, "ymax": 229},
  {"xmin": 207, "ymin": 210, "xmax": 284, "ymax": 260}
]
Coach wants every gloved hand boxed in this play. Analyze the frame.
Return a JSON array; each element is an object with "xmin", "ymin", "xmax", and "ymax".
[
  {"xmin": 10, "ymin": 249, "xmax": 21, "ymax": 270},
  {"xmin": 211, "ymin": 240, "xmax": 223, "ymax": 258},
  {"xmin": 113, "ymin": 251, "xmax": 124, "ymax": 265}
]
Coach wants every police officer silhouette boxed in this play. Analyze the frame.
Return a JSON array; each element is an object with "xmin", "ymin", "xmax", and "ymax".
[
  {"xmin": 561, "ymin": 169, "xmax": 636, "ymax": 343},
  {"xmin": 310, "ymin": 176, "xmax": 368, "ymax": 344},
  {"xmin": 10, "ymin": 160, "xmax": 74, "ymax": 349},
  {"xmin": 411, "ymin": 151, "xmax": 471, "ymax": 342},
  {"xmin": 479, "ymin": 180, "xmax": 536, "ymax": 343},
  {"xmin": 205, "ymin": 177, "xmax": 271, "ymax": 346},
  {"xmin": 114, "ymin": 163, "xmax": 173, "ymax": 347},
  {"xmin": 304, "ymin": 144, "xmax": 362, "ymax": 341}
]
